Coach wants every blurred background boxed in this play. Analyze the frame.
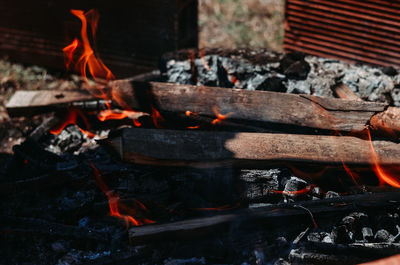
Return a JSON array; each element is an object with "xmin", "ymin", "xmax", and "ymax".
[{"xmin": 198, "ymin": 0, "xmax": 284, "ymax": 51}]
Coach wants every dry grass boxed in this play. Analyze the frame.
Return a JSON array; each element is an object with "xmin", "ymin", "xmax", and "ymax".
[{"xmin": 199, "ymin": 0, "xmax": 285, "ymax": 51}]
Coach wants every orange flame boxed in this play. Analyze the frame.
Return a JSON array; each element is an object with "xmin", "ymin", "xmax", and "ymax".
[
  {"xmin": 211, "ymin": 106, "xmax": 233, "ymax": 125},
  {"xmin": 97, "ymin": 109, "xmax": 141, "ymax": 127},
  {"xmin": 367, "ymin": 129, "xmax": 400, "ymax": 188},
  {"xmin": 69, "ymin": 9, "xmax": 115, "ymax": 82},
  {"xmin": 50, "ymin": 108, "xmax": 95, "ymax": 138},
  {"xmin": 90, "ymin": 163, "xmax": 155, "ymax": 227},
  {"xmin": 62, "ymin": 38, "xmax": 79, "ymax": 71},
  {"xmin": 62, "ymin": 9, "xmax": 158, "ymax": 129}
]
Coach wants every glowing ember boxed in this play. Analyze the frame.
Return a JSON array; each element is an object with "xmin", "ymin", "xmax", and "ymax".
[
  {"xmin": 91, "ymin": 163, "xmax": 155, "ymax": 227},
  {"xmin": 211, "ymin": 106, "xmax": 232, "ymax": 125},
  {"xmin": 185, "ymin": 110, "xmax": 198, "ymax": 117},
  {"xmin": 367, "ymin": 129, "xmax": 400, "ymax": 188},
  {"xmin": 269, "ymin": 185, "xmax": 314, "ymax": 196}
]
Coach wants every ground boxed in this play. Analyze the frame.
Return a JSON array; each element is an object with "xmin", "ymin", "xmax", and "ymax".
[{"xmin": 198, "ymin": 0, "xmax": 285, "ymax": 51}]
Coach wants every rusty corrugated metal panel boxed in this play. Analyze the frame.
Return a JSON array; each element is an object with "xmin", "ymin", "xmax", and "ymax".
[{"xmin": 284, "ymin": 0, "xmax": 400, "ymax": 68}]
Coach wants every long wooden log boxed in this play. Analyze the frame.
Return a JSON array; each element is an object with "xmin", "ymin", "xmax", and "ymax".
[
  {"xmin": 128, "ymin": 191, "xmax": 400, "ymax": 245},
  {"xmin": 105, "ymin": 128, "xmax": 400, "ymax": 167},
  {"xmin": 110, "ymin": 81, "xmax": 387, "ymax": 133},
  {"xmin": 7, "ymin": 81, "xmax": 400, "ymax": 135}
]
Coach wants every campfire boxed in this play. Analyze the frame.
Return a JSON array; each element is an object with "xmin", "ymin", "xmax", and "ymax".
[{"xmin": 2, "ymin": 5, "xmax": 400, "ymax": 265}]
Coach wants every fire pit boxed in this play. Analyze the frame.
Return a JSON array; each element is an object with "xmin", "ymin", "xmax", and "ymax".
[{"xmin": 1, "ymin": 6, "xmax": 400, "ymax": 265}]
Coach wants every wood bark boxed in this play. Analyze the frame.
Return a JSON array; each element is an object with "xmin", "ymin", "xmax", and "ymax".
[{"xmin": 106, "ymin": 128, "xmax": 400, "ymax": 167}]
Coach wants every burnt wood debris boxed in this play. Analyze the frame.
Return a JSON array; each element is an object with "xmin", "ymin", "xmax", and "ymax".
[{"xmin": 2, "ymin": 49, "xmax": 400, "ymax": 264}]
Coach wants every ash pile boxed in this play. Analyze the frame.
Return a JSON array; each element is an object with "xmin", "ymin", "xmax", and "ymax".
[
  {"xmin": 162, "ymin": 48, "xmax": 400, "ymax": 105},
  {"xmin": 1, "ymin": 49, "xmax": 400, "ymax": 265}
]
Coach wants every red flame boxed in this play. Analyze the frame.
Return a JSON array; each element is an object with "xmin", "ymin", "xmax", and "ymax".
[
  {"xmin": 90, "ymin": 163, "xmax": 155, "ymax": 227},
  {"xmin": 367, "ymin": 129, "xmax": 400, "ymax": 188},
  {"xmin": 270, "ymin": 185, "xmax": 314, "ymax": 196},
  {"xmin": 211, "ymin": 106, "xmax": 232, "ymax": 125}
]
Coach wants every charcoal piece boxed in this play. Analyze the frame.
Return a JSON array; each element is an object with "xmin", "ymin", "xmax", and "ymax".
[
  {"xmin": 280, "ymin": 52, "xmax": 310, "ymax": 80},
  {"xmin": 51, "ymin": 240, "xmax": 70, "ymax": 253},
  {"xmin": 331, "ymin": 225, "xmax": 351, "ymax": 244},
  {"xmin": 283, "ymin": 176, "xmax": 309, "ymax": 202},
  {"xmin": 362, "ymin": 227, "xmax": 374, "ymax": 242},
  {"xmin": 374, "ymin": 229, "xmax": 391, "ymax": 243},
  {"xmin": 324, "ymin": 191, "xmax": 340, "ymax": 199},
  {"xmin": 280, "ymin": 52, "xmax": 306, "ymax": 71},
  {"xmin": 239, "ymin": 169, "xmax": 281, "ymax": 202},
  {"xmin": 307, "ymin": 232, "xmax": 332, "ymax": 243},
  {"xmin": 376, "ymin": 213, "xmax": 399, "ymax": 235},
  {"xmin": 382, "ymin": 66, "xmax": 398, "ymax": 76},
  {"xmin": 274, "ymin": 258, "xmax": 290, "ymax": 265},
  {"xmin": 255, "ymin": 76, "xmax": 286, "ymax": 92},
  {"xmin": 164, "ymin": 257, "xmax": 206, "ymax": 265},
  {"xmin": 216, "ymin": 59, "xmax": 234, "ymax": 88},
  {"xmin": 283, "ymin": 60, "xmax": 311, "ymax": 80},
  {"xmin": 342, "ymin": 212, "xmax": 369, "ymax": 232}
]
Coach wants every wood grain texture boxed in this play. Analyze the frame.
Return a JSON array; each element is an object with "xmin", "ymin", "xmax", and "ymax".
[
  {"xmin": 110, "ymin": 81, "xmax": 387, "ymax": 132},
  {"xmin": 6, "ymin": 90, "xmax": 96, "ymax": 117},
  {"xmin": 106, "ymin": 128, "xmax": 400, "ymax": 167}
]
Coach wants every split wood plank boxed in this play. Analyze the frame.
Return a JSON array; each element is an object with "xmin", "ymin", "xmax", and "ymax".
[
  {"xmin": 128, "ymin": 191, "xmax": 400, "ymax": 245},
  {"xmin": 106, "ymin": 128, "xmax": 400, "ymax": 167},
  {"xmin": 5, "ymin": 90, "xmax": 97, "ymax": 117}
]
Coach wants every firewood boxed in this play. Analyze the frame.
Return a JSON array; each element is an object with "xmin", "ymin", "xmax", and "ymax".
[
  {"xmin": 5, "ymin": 90, "xmax": 99, "ymax": 117},
  {"xmin": 332, "ymin": 82, "xmax": 362, "ymax": 101},
  {"xmin": 8, "ymin": 80, "xmax": 400, "ymax": 136},
  {"xmin": 128, "ymin": 191, "xmax": 400, "ymax": 245},
  {"xmin": 109, "ymin": 81, "xmax": 386, "ymax": 133},
  {"xmin": 105, "ymin": 128, "xmax": 400, "ymax": 167}
]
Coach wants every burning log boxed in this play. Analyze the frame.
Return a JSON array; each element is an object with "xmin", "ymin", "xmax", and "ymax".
[
  {"xmin": 6, "ymin": 81, "xmax": 394, "ymax": 134},
  {"xmin": 109, "ymin": 81, "xmax": 386, "ymax": 133},
  {"xmin": 105, "ymin": 128, "xmax": 400, "ymax": 168},
  {"xmin": 128, "ymin": 191, "xmax": 400, "ymax": 245}
]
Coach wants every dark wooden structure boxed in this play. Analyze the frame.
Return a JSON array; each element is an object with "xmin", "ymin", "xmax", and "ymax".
[
  {"xmin": 284, "ymin": 0, "xmax": 400, "ymax": 68},
  {"xmin": 0, "ymin": 0, "xmax": 198, "ymax": 77}
]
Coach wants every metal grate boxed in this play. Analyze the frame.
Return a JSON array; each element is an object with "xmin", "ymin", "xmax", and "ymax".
[{"xmin": 284, "ymin": 0, "xmax": 400, "ymax": 67}]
